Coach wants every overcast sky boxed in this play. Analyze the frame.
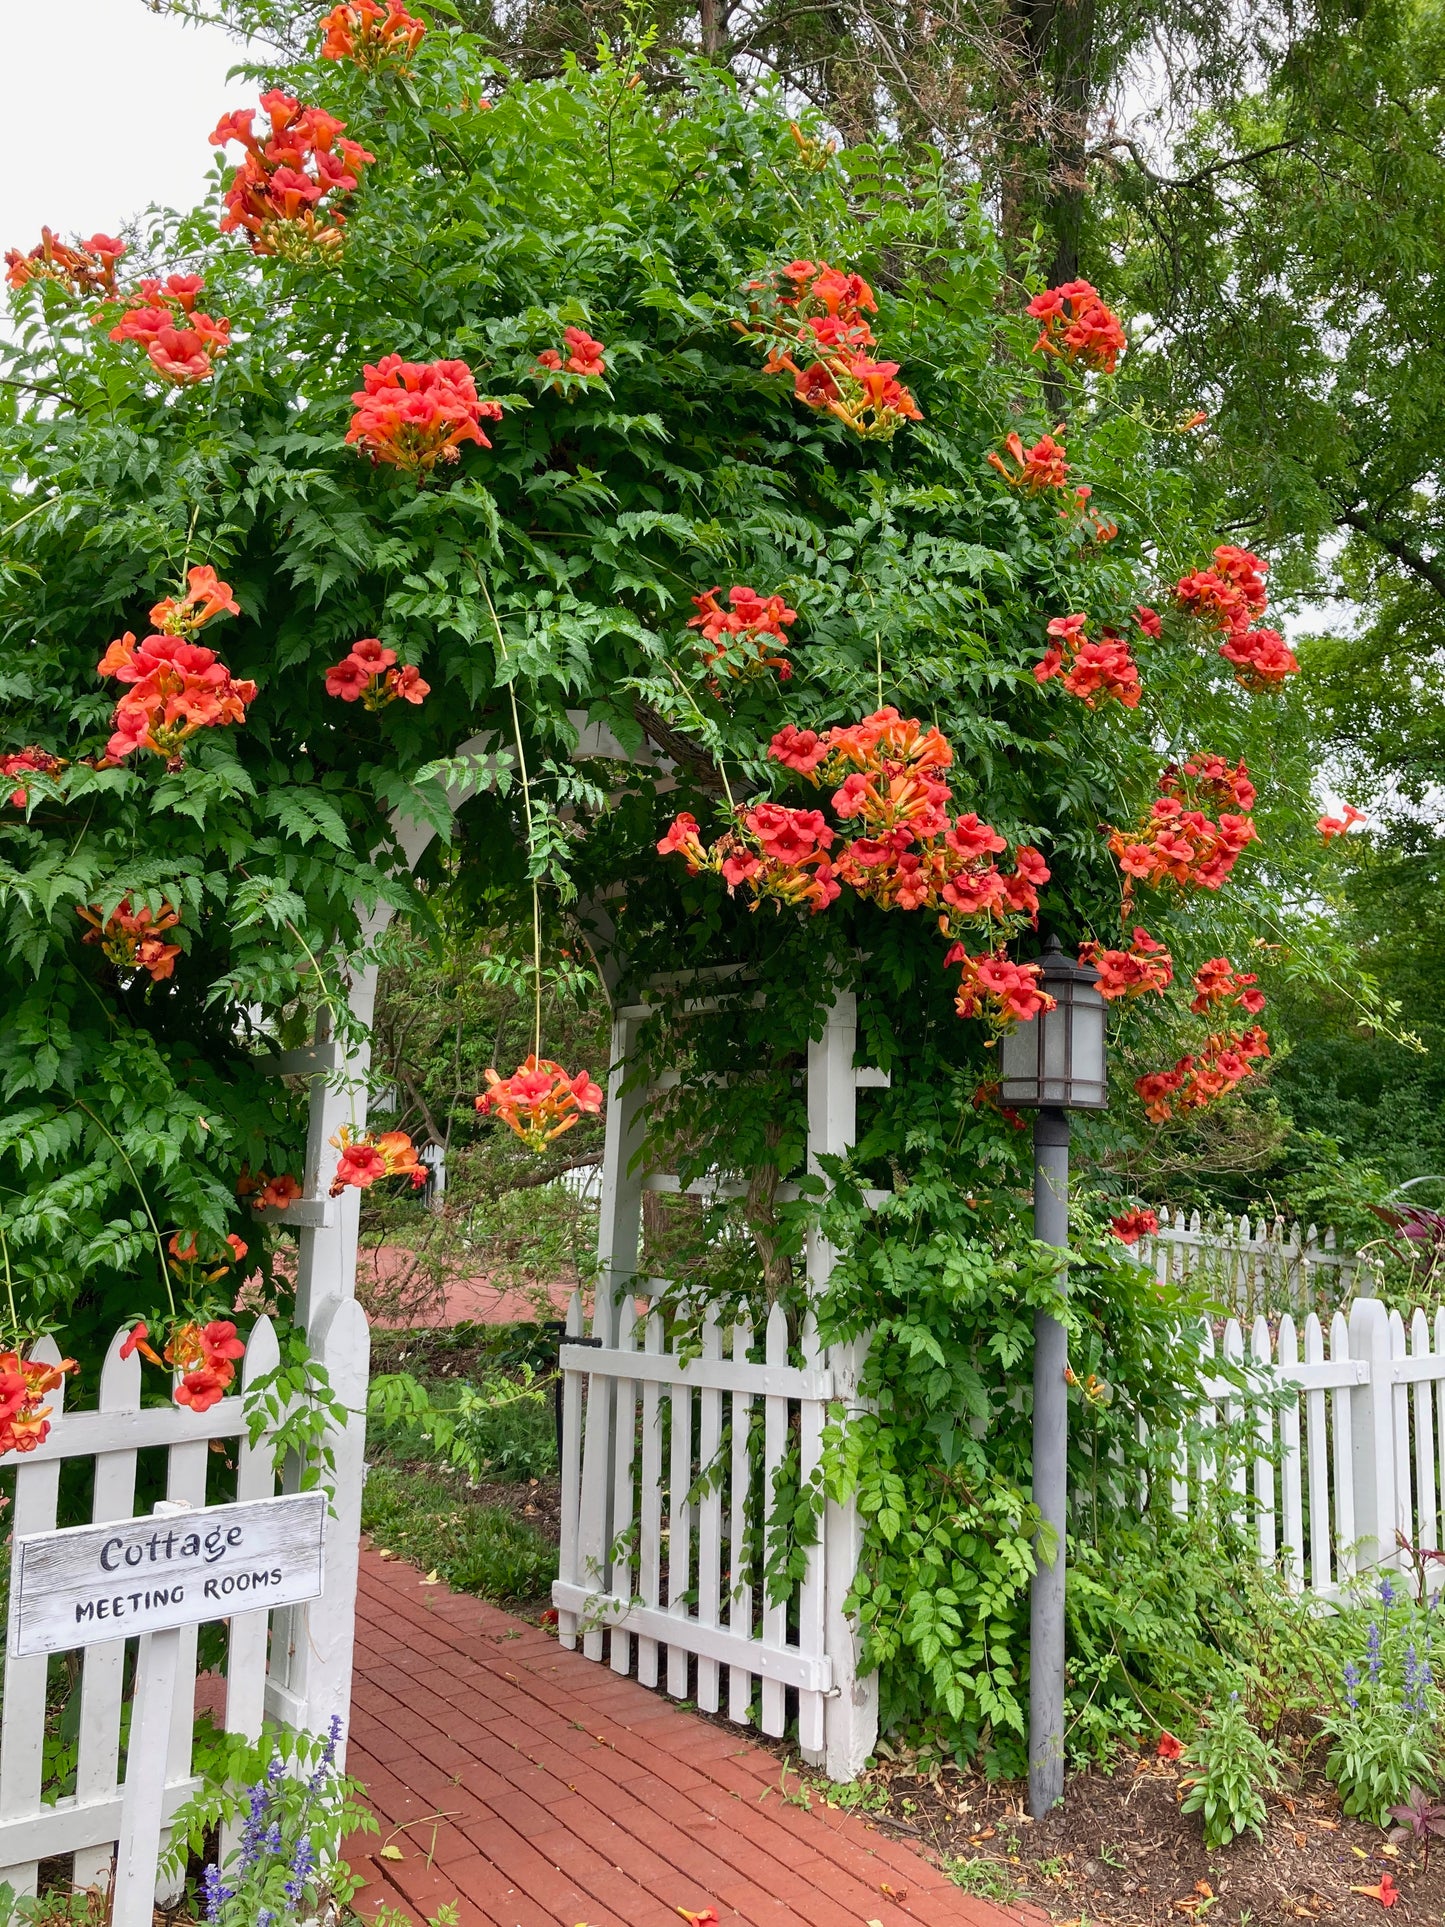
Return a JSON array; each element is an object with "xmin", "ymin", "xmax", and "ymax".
[{"xmin": 2, "ymin": 3, "xmax": 250, "ymax": 246}]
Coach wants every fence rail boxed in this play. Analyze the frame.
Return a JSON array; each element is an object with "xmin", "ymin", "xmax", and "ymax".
[
  {"xmin": 1135, "ymin": 1206, "xmax": 1380, "ymax": 1319},
  {"xmin": 0, "ymin": 1304, "xmax": 368, "ymax": 1902}
]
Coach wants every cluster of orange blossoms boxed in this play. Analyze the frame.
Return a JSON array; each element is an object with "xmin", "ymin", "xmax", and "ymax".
[
  {"xmin": 986, "ymin": 428, "xmax": 1116, "ymax": 539},
  {"xmin": 210, "ymin": 93, "xmax": 375, "ymax": 258},
  {"xmin": 76, "ymin": 897, "xmax": 183, "ymax": 983},
  {"xmin": 0, "ymin": 747, "xmax": 63, "ymax": 808},
  {"xmin": 1135, "ymin": 1028, "xmax": 1271, "ymax": 1122},
  {"xmin": 536, "ymin": 326, "xmax": 607, "ymax": 379},
  {"xmin": 687, "ymin": 585, "xmax": 798, "ymax": 683},
  {"xmin": 98, "ymin": 566, "xmax": 254, "ymax": 766},
  {"xmin": 1110, "ymin": 1208, "xmax": 1159, "ymax": 1245},
  {"xmin": 347, "ymin": 355, "xmax": 503, "ymax": 472},
  {"xmin": 1025, "ymin": 280, "xmax": 1126, "ymax": 375},
  {"xmin": 743, "ymin": 260, "xmax": 923, "ymax": 439},
  {"xmin": 1108, "ymin": 758, "xmax": 1258, "ymax": 904},
  {"xmin": 988, "ymin": 429, "xmax": 1069, "ymax": 493},
  {"xmin": 320, "ymin": 0, "xmax": 426, "ymax": 68},
  {"xmin": 6, "ymin": 229, "xmax": 125, "ymax": 296},
  {"xmin": 661, "ymin": 707, "xmax": 1052, "ymax": 1027},
  {"xmin": 324, "ymin": 637, "xmax": 429, "ymax": 707},
  {"xmin": 1189, "ymin": 955, "xmax": 1266, "ymax": 1016},
  {"xmin": 476, "ymin": 1056, "xmax": 605, "ymax": 1153},
  {"xmin": 1034, "ymin": 612, "xmax": 1141, "ymax": 709},
  {"xmin": 238, "ymin": 1169, "xmax": 303, "ymax": 1210},
  {"xmin": 945, "ymin": 947, "xmax": 1054, "ymax": 1025},
  {"xmin": 103, "ymin": 276, "xmax": 231, "ymax": 384},
  {"xmin": 1173, "ymin": 544, "xmax": 1299, "ymax": 689},
  {"xmin": 1319, "ymin": 803, "xmax": 1367, "ymax": 840},
  {"xmin": 123, "ymin": 1311, "xmax": 247, "ymax": 1414},
  {"xmin": 1080, "ymin": 926, "xmax": 1173, "ymax": 1001},
  {"xmin": 328, "ymin": 1127, "xmax": 426, "ymax": 1195},
  {"xmin": 0, "ymin": 1352, "xmax": 76, "ymax": 1457}
]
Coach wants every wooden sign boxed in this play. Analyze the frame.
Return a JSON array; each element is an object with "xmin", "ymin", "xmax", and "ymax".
[{"xmin": 6, "ymin": 1491, "xmax": 326, "ymax": 1659}]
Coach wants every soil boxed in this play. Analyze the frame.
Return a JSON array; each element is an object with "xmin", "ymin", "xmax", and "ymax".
[{"xmin": 790, "ymin": 1749, "xmax": 1444, "ymax": 1925}]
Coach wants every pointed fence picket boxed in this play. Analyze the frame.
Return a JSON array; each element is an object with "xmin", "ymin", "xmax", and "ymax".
[
  {"xmin": 0, "ymin": 1309, "xmax": 366, "ymax": 1901},
  {"xmin": 1135, "ymin": 1207, "xmax": 1379, "ymax": 1319}
]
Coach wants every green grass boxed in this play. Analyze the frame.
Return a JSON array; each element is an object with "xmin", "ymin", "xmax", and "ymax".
[
  {"xmin": 941, "ymin": 1855, "xmax": 1018, "ymax": 1902},
  {"xmin": 361, "ymin": 1467, "xmax": 557, "ymax": 1606}
]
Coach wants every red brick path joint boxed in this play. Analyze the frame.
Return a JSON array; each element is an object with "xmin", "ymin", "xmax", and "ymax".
[{"xmin": 347, "ymin": 1546, "xmax": 1044, "ymax": 1927}]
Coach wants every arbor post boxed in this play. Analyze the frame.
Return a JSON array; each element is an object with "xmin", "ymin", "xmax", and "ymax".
[{"xmin": 808, "ymin": 992, "xmax": 880, "ymax": 1782}]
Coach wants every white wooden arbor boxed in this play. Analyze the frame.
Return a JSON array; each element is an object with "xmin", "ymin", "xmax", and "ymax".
[{"xmin": 553, "ymin": 977, "xmax": 888, "ymax": 1783}]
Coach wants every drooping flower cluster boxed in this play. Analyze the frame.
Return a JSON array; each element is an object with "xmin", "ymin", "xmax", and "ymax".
[
  {"xmin": 98, "ymin": 567, "xmax": 253, "ymax": 765},
  {"xmin": 1319, "ymin": 803, "xmax": 1367, "ymax": 840},
  {"xmin": 687, "ymin": 585, "xmax": 798, "ymax": 683},
  {"xmin": 210, "ymin": 93, "xmax": 375, "ymax": 258},
  {"xmin": 742, "ymin": 259, "xmax": 923, "ymax": 439},
  {"xmin": 1108, "ymin": 762, "xmax": 1259, "ymax": 904},
  {"xmin": 1158, "ymin": 752, "xmax": 1256, "ymax": 813},
  {"xmin": 0, "ymin": 1352, "xmax": 76, "ymax": 1458},
  {"xmin": 988, "ymin": 430, "xmax": 1069, "ymax": 492},
  {"xmin": 238, "ymin": 1169, "xmax": 303, "ymax": 1210},
  {"xmin": 76, "ymin": 897, "xmax": 183, "ymax": 983},
  {"xmin": 0, "ymin": 747, "xmax": 63, "ymax": 807},
  {"xmin": 1173, "ymin": 545, "xmax": 1299, "ymax": 689},
  {"xmin": 327, "ymin": 1126, "xmax": 426, "ymax": 1195},
  {"xmin": 1033, "ymin": 613, "xmax": 1141, "ymax": 708},
  {"xmin": 324, "ymin": 637, "xmax": 429, "ymax": 707},
  {"xmin": 660, "ymin": 708, "xmax": 1052, "ymax": 1028},
  {"xmin": 1135, "ymin": 1028, "xmax": 1271, "ymax": 1122},
  {"xmin": 659, "ymin": 804, "xmax": 841, "ymax": 914},
  {"xmin": 1110, "ymin": 1208, "xmax": 1160, "ymax": 1245},
  {"xmin": 1025, "ymin": 280, "xmax": 1126, "ymax": 375},
  {"xmin": 536, "ymin": 326, "xmax": 607, "ymax": 379},
  {"xmin": 1189, "ymin": 956, "xmax": 1266, "ymax": 1017},
  {"xmin": 1079, "ymin": 927, "xmax": 1173, "ymax": 1001},
  {"xmin": 346, "ymin": 355, "xmax": 502, "ymax": 472},
  {"xmin": 945, "ymin": 946, "xmax": 1054, "ymax": 1027},
  {"xmin": 6, "ymin": 229, "xmax": 125, "ymax": 296},
  {"xmin": 103, "ymin": 276, "xmax": 231, "ymax": 384},
  {"xmin": 319, "ymin": 0, "xmax": 427, "ymax": 69},
  {"xmin": 475, "ymin": 1056, "xmax": 605, "ymax": 1153},
  {"xmin": 122, "ymin": 1312, "xmax": 247, "ymax": 1414}
]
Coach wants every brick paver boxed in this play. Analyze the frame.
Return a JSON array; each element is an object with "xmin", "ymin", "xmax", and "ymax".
[{"xmin": 346, "ymin": 1547, "xmax": 1044, "ymax": 1927}]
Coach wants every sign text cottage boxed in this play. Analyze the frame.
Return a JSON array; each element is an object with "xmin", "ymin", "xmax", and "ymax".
[{"xmin": 6, "ymin": 1491, "xmax": 327, "ymax": 1659}]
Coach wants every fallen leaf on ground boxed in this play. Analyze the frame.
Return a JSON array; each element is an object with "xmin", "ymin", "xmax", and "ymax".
[
  {"xmin": 377, "ymin": 1548, "xmax": 395, "ymax": 1560},
  {"xmin": 1294, "ymin": 1832, "xmax": 1307, "ymax": 1848},
  {"xmin": 1380, "ymin": 1842, "xmax": 1400, "ymax": 1857},
  {"xmin": 378, "ymin": 1845, "xmax": 404, "ymax": 1862},
  {"xmin": 421, "ymin": 1569, "xmax": 440, "ymax": 1584}
]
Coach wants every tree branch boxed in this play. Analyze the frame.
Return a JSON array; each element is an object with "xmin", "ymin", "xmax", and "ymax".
[
  {"xmin": 1087, "ymin": 132, "xmax": 1302, "ymax": 191},
  {"xmin": 1340, "ymin": 508, "xmax": 1445, "ymax": 600}
]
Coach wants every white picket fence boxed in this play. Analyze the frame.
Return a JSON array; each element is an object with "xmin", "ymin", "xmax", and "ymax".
[
  {"xmin": 1177, "ymin": 1296, "xmax": 1445, "ymax": 1593},
  {"xmin": 1137, "ymin": 1206, "xmax": 1379, "ymax": 1319},
  {"xmin": 0, "ymin": 1306, "xmax": 368, "ymax": 1900}
]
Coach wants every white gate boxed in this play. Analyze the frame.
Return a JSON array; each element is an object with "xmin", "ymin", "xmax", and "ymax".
[
  {"xmin": 554, "ymin": 984, "xmax": 887, "ymax": 1782},
  {"xmin": 0, "ymin": 1307, "xmax": 367, "ymax": 1898}
]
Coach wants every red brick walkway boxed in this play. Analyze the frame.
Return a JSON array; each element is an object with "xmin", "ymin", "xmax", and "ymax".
[{"xmin": 347, "ymin": 1548, "xmax": 1043, "ymax": 1927}]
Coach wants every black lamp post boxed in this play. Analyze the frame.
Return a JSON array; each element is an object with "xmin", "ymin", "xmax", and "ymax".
[{"xmin": 997, "ymin": 934, "xmax": 1107, "ymax": 1818}]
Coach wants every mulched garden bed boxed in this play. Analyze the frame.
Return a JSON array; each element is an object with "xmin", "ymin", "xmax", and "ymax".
[{"xmin": 833, "ymin": 1751, "xmax": 1438, "ymax": 1924}]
